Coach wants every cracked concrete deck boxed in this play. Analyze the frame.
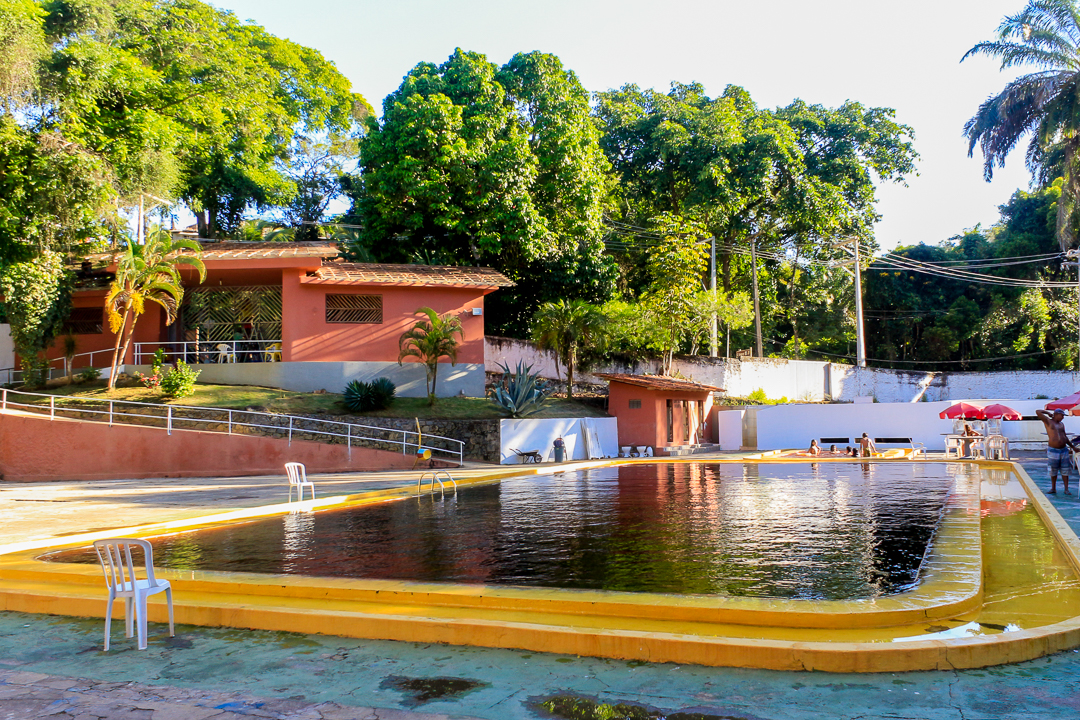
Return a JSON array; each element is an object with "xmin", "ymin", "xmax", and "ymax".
[{"xmin": 3, "ymin": 458, "xmax": 1080, "ymax": 719}]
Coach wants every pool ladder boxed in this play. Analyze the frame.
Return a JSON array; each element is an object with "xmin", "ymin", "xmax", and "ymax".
[{"xmin": 417, "ymin": 470, "xmax": 457, "ymax": 495}]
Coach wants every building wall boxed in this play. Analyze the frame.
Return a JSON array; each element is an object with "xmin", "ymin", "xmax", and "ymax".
[
  {"xmin": 283, "ymin": 271, "xmax": 486, "ymax": 365},
  {"xmin": 37, "ymin": 291, "xmax": 163, "ymax": 370},
  {"xmin": 0, "ymin": 410, "xmax": 422, "ymax": 482},
  {"xmin": 607, "ymin": 383, "xmax": 714, "ymax": 449}
]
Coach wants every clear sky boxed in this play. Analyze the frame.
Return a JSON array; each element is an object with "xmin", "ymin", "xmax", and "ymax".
[{"xmin": 211, "ymin": 0, "xmax": 1033, "ymax": 251}]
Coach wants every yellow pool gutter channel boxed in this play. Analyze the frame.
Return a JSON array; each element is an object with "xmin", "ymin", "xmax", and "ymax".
[{"xmin": 3, "ymin": 458, "xmax": 1080, "ymax": 673}]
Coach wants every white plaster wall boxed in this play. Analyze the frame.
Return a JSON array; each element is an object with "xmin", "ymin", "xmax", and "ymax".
[
  {"xmin": 0, "ymin": 324, "xmax": 13, "ymax": 370},
  {"xmin": 715, "ymin": 409, "xmax": 744, "ymax": 451},
  {"xmin": 131, "ymin": 361, "xmax": 485, "ymax": 397},
  {"xmin": 754, "ymin": 399, "xmax": 1080, "ymax": 451},
  {"xmin": 485, "ymin": 337, "xmax": 1080, "ymax": 405},
  {"xmin": 499, "ymin": 417, "xmax": 618, "ymax": 464}
]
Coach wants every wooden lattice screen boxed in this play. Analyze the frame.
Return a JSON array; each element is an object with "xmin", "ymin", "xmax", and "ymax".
[
  {"xmin": 183, "ymin": 286, "xmax": 282, "ymax": 341},
  {"xmin": 326, "ymin": 294, "xmax": 382, "ymax": 324}
]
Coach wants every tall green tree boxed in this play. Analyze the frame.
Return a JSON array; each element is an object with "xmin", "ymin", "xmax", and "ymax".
[
  {"xmin": 531, "ymin": 299, "xmax": 607, "ymax": 400},
  {"xmin": 639, "ymin": 215, "xmax": 711, "ymax": 374},
  {"xmin": 0, "ymin": 0, "xmax": 45, "ymax": 112},
  {"xmin": 0, "ymin": 250, "xmax": 72, "ymax": 386},
  {"xmin": 105, "ymin": 230, "xmax": 206, "ymax": 389},
  {"xmin": 348, "ymin": 49, "xmax": 616, "ymax": 335},
  {"xmin": 963, "ymin": 0, "xmax": 1080, "ymax": 250},
  {"xmin": 35, "ymin": 0, "xmax": 366, "ymax": 236},
  {"xmin": 398, "ymin": 307, "xmax": 465, "ymax": 406},
  {"xmin": 0, "ymin": 117, "xmax": 112, "ymax": 265}
]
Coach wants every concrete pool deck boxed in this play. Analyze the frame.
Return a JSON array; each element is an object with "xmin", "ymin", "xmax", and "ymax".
[{"xmin": 3, "ymin": 456, "xmax": 1080, "ymax": 718}]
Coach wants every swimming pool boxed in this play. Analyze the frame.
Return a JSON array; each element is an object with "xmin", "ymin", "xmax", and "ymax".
[
  {"xmin": 15, "ymin": 458, "xmax": 1080, "ymax": 671},
  {"xmin": 50, "ymin": 462, "xmax": 954, "ymax": 601}
]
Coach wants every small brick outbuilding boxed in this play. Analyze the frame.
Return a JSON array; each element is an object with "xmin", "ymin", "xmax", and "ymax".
[{"xmin": 595, "ymin": 373, "xmax": 723, "ymax": 452}]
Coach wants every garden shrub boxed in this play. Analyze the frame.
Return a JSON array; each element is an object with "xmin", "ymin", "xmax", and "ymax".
[
  {"xmin": 77, "ymin": 367, "xmax": 100, "ymax": 383},
  {"xmin": 160, "ymin": 360, "xmax": 199, "ymax": 398}
]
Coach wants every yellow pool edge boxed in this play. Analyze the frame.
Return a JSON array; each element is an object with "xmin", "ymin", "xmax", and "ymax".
[{"xmin": 3, "ymin": 457, "xmax": 1080, "ymax": 672}]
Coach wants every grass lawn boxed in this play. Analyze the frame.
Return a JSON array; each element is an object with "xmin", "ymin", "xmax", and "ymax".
[{"xmin": 24, "ymin": 381, "xmax": 608, "ymax": 419}]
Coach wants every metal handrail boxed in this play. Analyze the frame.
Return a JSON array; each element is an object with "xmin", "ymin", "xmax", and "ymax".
[
  {"xmin": 134, "ymin": 340, "xmax": 283, "ymax": 365},
  {"xmin": 0, "ymin": 388, "xmax": 465, "ymax": 465},
  {"xmin": 0, "ymin": 349, "xmax": 115, "ymax": 384},
  {"xmin": 416, "ymin": 470, "xmax": 456, "ymax": 495}
]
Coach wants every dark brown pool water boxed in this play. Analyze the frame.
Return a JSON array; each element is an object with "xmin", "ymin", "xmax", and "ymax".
[{"xmin": 49, "ymin": 462, "xmax": 957, "ymax": 600}]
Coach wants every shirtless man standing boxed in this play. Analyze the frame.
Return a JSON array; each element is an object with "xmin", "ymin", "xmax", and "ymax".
[{"xmin": 1036, "ymin": 408, "xmax": 1078, "ymax": 494}]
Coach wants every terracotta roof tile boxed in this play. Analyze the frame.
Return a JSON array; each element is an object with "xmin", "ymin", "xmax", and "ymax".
[
  {"xmin": 83, "ymin": 240, "xmax": 340, "ymax": 263},
  {"xmin": 193, "ymin": 241, "xmax": 339, "ymax": 260},
  {"xmin": 309, "ymin": 262, "xmax": 514, "ymax": 288},
  {"xmin": 594, "ymin": 373, "xmax": 724, "ymax": 393}
]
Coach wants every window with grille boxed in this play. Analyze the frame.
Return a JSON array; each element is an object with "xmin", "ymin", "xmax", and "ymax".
[
  {"xmin": 63, "ymin": 307, "xmax": 103, "ymax": 335},
  {"xmin": 326, "ymin": 294, "xmax": 382, "ymax": 324},
  {"xmin": 629, "ymin": 399, "xmax": 642, "ymax": 409}
]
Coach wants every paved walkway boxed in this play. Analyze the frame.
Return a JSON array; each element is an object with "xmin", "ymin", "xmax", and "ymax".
[
  {"xmin": 3, "ymin": 459, "xmax": 1080, "ymax": 719},
  {"xmin": 0, "ymin": 463, "xmax": 514, "ymax": 547}
]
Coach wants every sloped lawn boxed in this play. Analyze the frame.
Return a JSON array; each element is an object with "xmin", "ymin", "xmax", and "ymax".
[{"xmin": 24, "ymin": 381, "xmax": 608, "ymax": 419}]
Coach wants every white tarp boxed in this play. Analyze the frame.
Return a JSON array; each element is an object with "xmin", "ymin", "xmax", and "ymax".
[{"xmin": 500, "ymin": 417, "xmax": 618, "ymax": 464}]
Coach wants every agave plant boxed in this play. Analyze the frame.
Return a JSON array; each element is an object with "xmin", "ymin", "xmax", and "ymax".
[
  {"xmin": 491, "ymin": 361, "xmax": 551, "ymax": 418},
  {"xmin": 343, "ymin": 377, "xmax": 396, "ymax": 412}
]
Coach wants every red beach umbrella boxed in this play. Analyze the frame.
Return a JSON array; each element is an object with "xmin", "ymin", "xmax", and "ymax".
[
  {"xmin": 938, "ymin": 402, "xmax": 986, "ymax": 420},
  {"xmin": 1047, "ymin": 391, "xmax": 1080, "ymax": 412},
  {"xmin": 980, "ymin": 403, "xmax": 1022, "ymax": 420}
]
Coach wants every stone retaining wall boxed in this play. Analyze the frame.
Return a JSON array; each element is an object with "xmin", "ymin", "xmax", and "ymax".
[{"xmin": 309, "ymin": 415, "xmax": 501, "ymax": 463}]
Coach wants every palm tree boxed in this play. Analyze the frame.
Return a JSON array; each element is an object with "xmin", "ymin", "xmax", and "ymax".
[
  {"xmin": 963, "ymin": 0, "xmax": 1080, "ymax": 250},
  {"xmin": 105, "ymin": 230, "xmax": 206, "ymax": 389},
  {"xmin": 531, "ymin": 299, "xmax": 607, "ymax": 401},
  {"xmin": 398, "ymin": 307, "xmax": 465, "ymax": 406}
]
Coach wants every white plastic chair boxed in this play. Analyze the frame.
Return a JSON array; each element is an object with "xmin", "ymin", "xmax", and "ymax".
[
  {"xmin": 285, "ymin": 462, "xmax": 315, "ymax": 501},
  {"xmin": 93, "ymin": 538, "xmax": 174, "ymax": 651},
  {"xmin": 944, "ymin": 436, "xmax": 963, "ymax": 459},
  {"xmin": 215, "ymin": 343, "xmax": 236, "ymax": 363}
]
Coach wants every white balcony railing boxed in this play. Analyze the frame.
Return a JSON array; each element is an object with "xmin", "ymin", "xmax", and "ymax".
[{"xmin": 134, "ymin": 340, "xmax": 283, "ymax": 365}]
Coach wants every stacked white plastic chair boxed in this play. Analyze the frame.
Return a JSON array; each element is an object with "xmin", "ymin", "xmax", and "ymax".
[{"xmin": 93, "ymin": 538, "xmax": 174, "ymax": 651}]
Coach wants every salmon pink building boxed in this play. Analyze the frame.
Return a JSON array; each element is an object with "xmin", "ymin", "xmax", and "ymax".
[
  {"xmin": 596, "ymin": 373, "xmax": 722, "ymax": 453},
  {"xmin": 46, "ymin": 241, "xmax": 513, "ymax": 397}
]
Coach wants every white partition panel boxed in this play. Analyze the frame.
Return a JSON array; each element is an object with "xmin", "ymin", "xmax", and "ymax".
[
  {"xmin": 500, "ymin": 417, "xmax": 619, "ymax": 464},
  {"xmin": 754, "ymin": 399, "xmax": 1077, "ymax": 451}
]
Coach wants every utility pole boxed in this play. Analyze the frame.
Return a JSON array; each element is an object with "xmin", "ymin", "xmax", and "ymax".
[
  {"xmin": 854, "ymin": 239, "xmax": 866, "ymax": 368},
  {"xmin": 832, "ymin": 238, "xmax": 866, "ymax": 368},
  {"xmin": 709, "ymin": 236, "xmax": 718, "ymax": 357},
  {"xmin": 750, "ymin": 237, "xmax": 763, "ymax": 358},
  {"xmin": 1066, "ymin": 249, "xmax": 1080, "ymax": 370}
]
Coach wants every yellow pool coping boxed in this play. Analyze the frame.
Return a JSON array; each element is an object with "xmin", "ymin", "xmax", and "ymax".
[{"xmin": 3, "ymin": 457, "xmax": 1080, "ymax": 672}]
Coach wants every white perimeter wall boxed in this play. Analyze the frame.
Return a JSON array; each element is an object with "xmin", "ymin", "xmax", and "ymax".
[
  {"xmin": 753, "ymin": 399, "xmax": 1080, "ymax": 451},
  {"xmin": 499, "ymin": 417, "xmax": 618, "ymax": 464},
  {"xmin": 486, "ymin": 336, "xmax": 1080, "ymax": 404},
  {"xmin": 0, "ymin": 325, "xmax": 13, "ymax": 370}
]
